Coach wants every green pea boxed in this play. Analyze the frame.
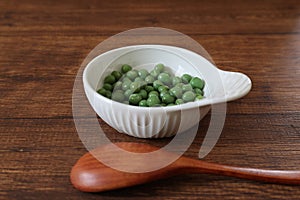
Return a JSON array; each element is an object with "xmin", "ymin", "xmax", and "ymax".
[
  {"xmin": 145, "ymin": 75, "xmax": 155, "ymax": 84},
  {"xmin": 104, "ymin": 75, "xmax": 116, "ymax": 84},
  {"xmin": 161, "ymin": 93, "xmax": 175, "ymax": 104},
  {"xmin": 139, "ymin": 89, "xmax": 148, "ymax": 99},
  {"xmin": 155, "ymin": 63, "xmax": 165, "ymax": 72},
  {"xmin": 121, "ymin": 64, "xmax": 132, "ymax": 73},
  {"xmin": 113, "ymin": 81, "xmax": 122, "ymax": 90},
  {"xmin": 103, "ymin": 83, "xmax": 113, "ymax": 91},
  {"xmin": 175, "ymin": 99, "xmax": 184, "ymax": 105},
  {"xmin": 169, "ymin": 87, "xmax": 183, "ymax": 98},
  {"xmin": 134, "ymin": 77, "xmax": 143, "ymax": 82},
  {"xmin": 111, "ymin": 90, "xmax": 125, "ymax": 102},
  {"xmin": 161, "ymin": 103, "xmax": 167, "ymax": 107},
  {"xmin": 172, "ymin": 76, "xmax": 182, "ymax": 86},
  {"xmin": 144, "ymin": 85, "xmax": 154, "ymax": 93},
  {"xmin": 139, "ymin": 100, "xmax": 148, "ymax": 107},
  {"xmin": 158, "ymin": 72, "xmax": 171, "ymax": 85},
  {"xmin": 181, "ymin": 74, "xmax": 192, "ymax": 84},
  {"xmin": 153, "ymin": 80, "xmax": 163, "ymax": 90},
  {"xmin": 158, "ymin": 85, "xmax": 169, "ymax": 93},
  {"xmin": 111, "ymin": 71, "xmax": 122, "ymax": 80},
  {"xmin": 182, "ymin": 84, "xmax": 193, "ymax": 92},
  {"xmin": 130, "ymin": 82, "xmax": 141, "ymax": 93},
  {"xmin": 150, "ymin": 69, "xmax": 160, "ymax": 78},
  {"xmin": 131, "ymin": 79, "xmax": 142, "ymax": 89},
  {"xmin": 129, "ymin": 94, "xmax": 142, "ymax": 105},
  {"xmin": 182, "ymin": 91, "xmax": 196, "ymax": 102},
  {"xmin": 139, "ymin": 81, "xmax": 147, "ymax": 89},
  {"xmin": 167, "ymin": 103, "xmax": 175, "ymax": 106},
  {"xmin": 194, "ymin": 88, "xmax": 203, "ymax": 96},
  {"xmin": 105, "ymin": 90, "xmax": 112, "ymax": 99},
  {"xmin": 148, "ymin": 91, "xmax": 159, "ymax": 98},
  {"xmin": 190, "ymin": 77, "xmax": 204, "ymax": 89},
  {"xmin": 195, "ymin": 94, "xmax": 203, "ymax": 101},
  {"xmin": 122, "ymin": 81, "xmax": 131, "ymax": 91},
  {"xmin": 124, "ymin": 89, "xmax": 133, "ymax": 98},
  {"xmin": 159, "ymin": 90, "xmax": 169, "ymax": 99},
  {"xmin": 121, "ymin": 77, "xmax": 131, "ymax": 83},
  {"xmin": 138, "ymin": 69, "xmax": 149, "ymax": 79},
  {"xmin": 126, "ymin": 70, "xmax": 138, "ymax": 80},
  {"xmin": 147, "ymin": 95, "xmax": 161, "ymax": 107},
  {"xmin": 114, "ymin": 89, "xmax": 123, "ymax": 93},
  {"xmin": 97, "ymin": 88, "xmax": 106, "ymax": 96},
  {"xmin": 175, "ymin": 83, "xmax": 184, "ymax": 88}
]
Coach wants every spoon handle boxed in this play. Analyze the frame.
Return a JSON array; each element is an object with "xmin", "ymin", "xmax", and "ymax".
[{"xmin": 183, "ymin": 158, "xmax": 300, "ymax": 184}]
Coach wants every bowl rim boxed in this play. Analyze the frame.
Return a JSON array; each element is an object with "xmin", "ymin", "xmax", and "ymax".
[{"xmin": 83, "ymin": 44, "xmax": 227, "ymax": 112}]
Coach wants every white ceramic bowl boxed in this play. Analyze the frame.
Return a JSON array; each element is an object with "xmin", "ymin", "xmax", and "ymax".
[{"xmin": 83, "ymin": 45, "xmax": 252, "ymax": 138}]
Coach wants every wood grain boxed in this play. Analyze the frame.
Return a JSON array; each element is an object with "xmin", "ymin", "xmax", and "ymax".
[{"xmin": 1, "ymin": 0, "xmax": 300, "ymax": 199}]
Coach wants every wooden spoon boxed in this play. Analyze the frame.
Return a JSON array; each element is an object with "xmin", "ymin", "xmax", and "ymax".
[{"xmin": 70, "ymin": 142, "xmax": 300, "ymax": 192}]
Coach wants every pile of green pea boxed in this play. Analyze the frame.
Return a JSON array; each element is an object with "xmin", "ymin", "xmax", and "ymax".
[{"xmin": 97, "ymin": 63, "xmax": 205, "ymax": 107}]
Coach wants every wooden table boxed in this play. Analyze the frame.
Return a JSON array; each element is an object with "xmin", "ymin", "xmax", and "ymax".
[{"xmin": 1, "ymin": 0, "xmax": 300, "ymax": 199}]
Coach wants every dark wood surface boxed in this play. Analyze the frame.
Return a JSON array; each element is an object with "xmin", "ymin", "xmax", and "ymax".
[{"xmin": 1, "ymin": 0, "xmax": 300, "ymax": 199}]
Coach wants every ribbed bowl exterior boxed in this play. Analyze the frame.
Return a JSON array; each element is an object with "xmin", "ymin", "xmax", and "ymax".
[{"xmin": 92, "ymin": 93, "xmax": 210, "ymax": 138}]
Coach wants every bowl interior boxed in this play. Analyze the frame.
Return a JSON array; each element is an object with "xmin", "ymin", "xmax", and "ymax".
[
  {"xmin": 84, "ymin": 45, "xmax": 239, "ymax": 110},
  {"xmin": 90, "ymin": 46, "xmax": 214, "ymax": 98}
]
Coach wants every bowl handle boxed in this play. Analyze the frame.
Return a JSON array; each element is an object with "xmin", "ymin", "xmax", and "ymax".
[{"xmin": 218, "ymin": 70, "xmax": 252, "ymax": 102}]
